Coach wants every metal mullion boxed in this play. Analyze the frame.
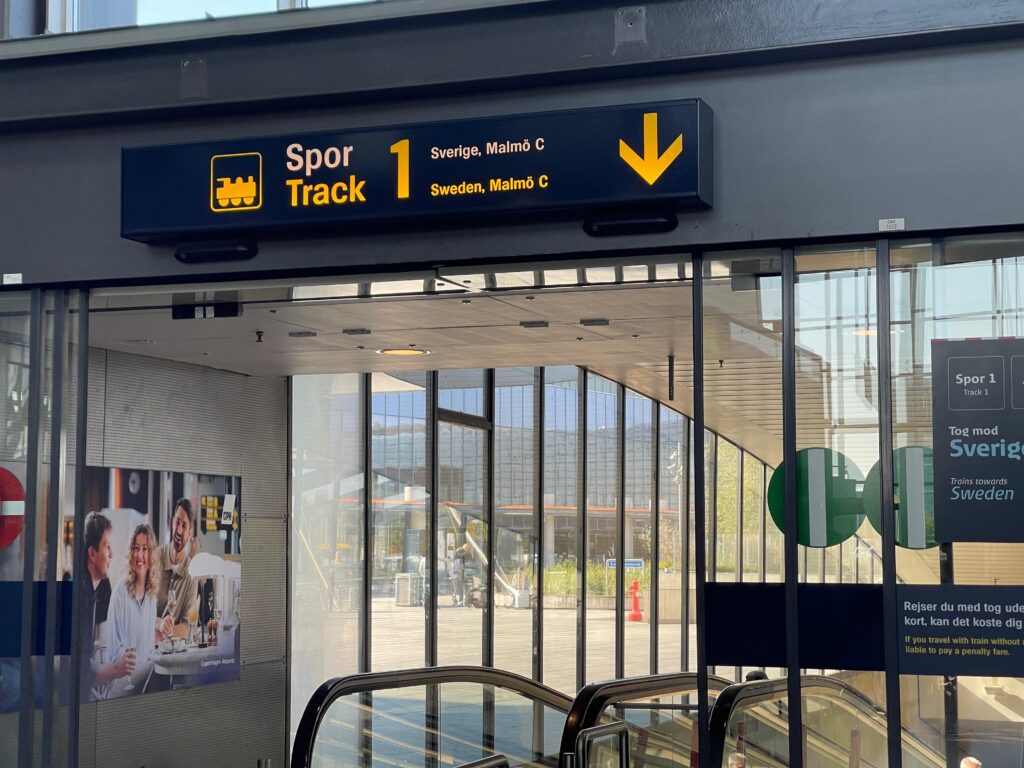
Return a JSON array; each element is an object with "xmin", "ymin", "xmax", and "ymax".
[
  {"xmin": 577, "ymin": 368, "xmax": 587, "ymax": 691},
  {"xmin": 68, "ymin": 289, "xmax": 90, "ymax": 768},
  {"xmin": 734, "ymin": 446, "xmax": 743, "ymax": 682},
  {"xmin": 782, "ymin": 246, "xmax": 803, "ymax": 768},
  {"xmin": 484, "ymin": 369, "xmax": 495, "ymax": 668},
  {"xmin": 692, "ymin": 254, "xmax": 709, "ymax": 768},
  {"xmin": 940, "ymin": 540, "xmax": 957, "ymax": 765},
  {"xmin": 41, "ymin": 290, "xmax": 68, "ymax": 768},
  {"xmin": 427, "ymin": 371, "xmax": 439, "ymax": 667},
  {"xmin": 736, "ymin": 448, "xmax": 744, "ymax": 583},
  {"xmin": 681, "ymin": 414, "xmax": 690, "ymax": 672},
  {"xmin": 709, "ymin": 434, "xmax": 718, "ymax": 579},
  {"xmin": 534, "ymin": 367, "xmax": 544, "ymax": 683},
  {"xmin": 760, "ymin": 463, "xmax": 767, "ymax": 585},
  {"xmin": 651, "ymin": 402, "xmax": 660, "ymax": 674},
  {"xmin": 876, "ymin": 239, "xmax": 903, "ymax": 768},
  {"xmin": 362, "ymin": 372, "xmax": 372, "ymax": 672},
  {"xmin": 615, "ymin": 384, "xmax": 625, "ymax": 680},
  {"xmin": 18, "ymin": 288, "xmax": 44, "ymax": 768},
  {"xmin": 426, "ymin": 683, "xmax": 440, "ymax": 768},
  {"xmin": 286, "ymin": 375, "xmax": 294, "ymax": 751},
  {"xmin": 532, "ymin": 369, "xmax": 545, "ymax": 768}
]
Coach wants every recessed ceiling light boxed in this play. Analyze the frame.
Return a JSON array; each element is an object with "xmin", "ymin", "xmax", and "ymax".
[{"xmin": 377, "ymin": 348, "xmax": 430, "ymax": 356}]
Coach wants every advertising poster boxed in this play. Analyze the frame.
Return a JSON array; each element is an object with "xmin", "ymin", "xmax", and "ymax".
[
  {"xmin": 931, "ymin": 338, "xmax": 1024, "ymax": 543},
  {"xmin": 79, "ymin": 467, "xmax": 241, "ymax": 701}
]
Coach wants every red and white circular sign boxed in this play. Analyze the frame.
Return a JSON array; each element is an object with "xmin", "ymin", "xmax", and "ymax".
[{"xmin": 0, "ymin": 467, "xmax": 26, "ymax": 548}]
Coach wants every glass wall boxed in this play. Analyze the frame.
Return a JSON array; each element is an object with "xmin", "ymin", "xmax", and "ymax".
[
  {"xmin": 436, "ymin": 421, "xmax": 487, "ymax": 664},
  {"xmin": 657, "ymin": 408, "xmax": 688, "ymax": 673},
  {"xmin": 794, "ymin": 244, "xmax": 884, "ymax": 751},
  {"xmin": 278, "ymin": 237, "xmax": 1024, "ymax": 764},
  {"xmin": 493, "ymin": 368, "xmax": 536, "ymax": 678},
  {"xmin": 542, "ymin": 367, "xmax": 580, "ymax": 693},
  {"xmin": 890, "ymin": 234, "xmax": 1024, "ymax": 766},
  {"xmin": 0, "ymin": 291, "xmax": 79, "ymax": 768},
  {"xmin": 703, "ymin": 249, "xmax": 785, "ymax": 690},
  {"xmin": 291, "ymin": 374, "xmax": 364, "ymax": 728},
  {"xmin": 713, "ymin": 439, "xmax": 740, "ymax": 582},
  {"xmin": 585, "ymin": 373, "xmax": 620, "ymax": 682},
  {"xmin": 623, "ymin": 389, "xmax": 654, "ymax": 678},
  {"xmin": 0, "ymin": 293, "xmax": 37, "ymax": 768},
  {"xmin": 370, "ymin": 372, "xmax": 429, "ymax": 670},
  {"xmin": 292, "ymin": 358, "xmax": 776, "ymax": 692},
  {"xmin": 741, "ymin": 452, "xmax": 763, "ymax": 582}
]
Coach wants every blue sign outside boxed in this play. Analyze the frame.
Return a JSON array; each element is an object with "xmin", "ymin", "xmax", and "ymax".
[
  {"xmin": 122, "ymin": 100, "xmax": 712, "ymax": 242},
  {"xmin": 606, "ymin": 559, "xmax": 645, "ymax": 570}
]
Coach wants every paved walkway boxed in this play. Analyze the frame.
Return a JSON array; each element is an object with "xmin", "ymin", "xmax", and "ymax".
[{"xmin": 370, "ymin": 598, "xmax": 702, "ymax": 694}]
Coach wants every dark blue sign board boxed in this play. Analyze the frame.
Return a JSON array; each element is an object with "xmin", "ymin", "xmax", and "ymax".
[
  {"xmin": 899, "ymin": 584, "xmax": 1024, "ymax": 676},
  {"xmin": 932, "ymin": 338, "xmax": 1024, "ymax": 543},
  {"xmin": 122, "ymin": 100, "xmax": 712, "ymax": 242}
]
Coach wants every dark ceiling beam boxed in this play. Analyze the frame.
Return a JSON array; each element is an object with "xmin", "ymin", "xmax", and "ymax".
[{"xmin": 2, "ymin": 0, "xmax": 1024, "ymax": 130}]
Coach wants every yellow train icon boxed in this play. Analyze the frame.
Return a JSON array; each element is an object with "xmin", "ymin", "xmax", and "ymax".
[
  {"xmin": 215, "ymin": 176, "xmax": 258, "ymax": 207},
  {"xmin": 209, "ymin": 152, "xmax": 262, "ymax": 212}
]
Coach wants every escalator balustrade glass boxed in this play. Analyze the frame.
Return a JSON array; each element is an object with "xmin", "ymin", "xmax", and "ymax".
[
  {"xmin": 562, "ymin": 673, "xmax": 729, "ymax": 768},
  {"xmin": 712, "ymin": 678, "xmax": 944, "ymax": 768},
  {"xmin": 292, "ymin": 668, "xmax": 573, "ymax": 768}
]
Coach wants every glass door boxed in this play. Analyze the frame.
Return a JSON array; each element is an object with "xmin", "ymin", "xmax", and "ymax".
[
  {"xmin": 436, "ymin": 416, "xmax": 489, "ymax": 665},
  {"xmin": 0, "ymin": 289, "xmax": 87, "ymax": 768}
]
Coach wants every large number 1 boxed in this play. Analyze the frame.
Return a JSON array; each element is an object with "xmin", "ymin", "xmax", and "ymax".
[{"xmin": 390, "ymin": 139, "xmax": 410, "ymax": 199}]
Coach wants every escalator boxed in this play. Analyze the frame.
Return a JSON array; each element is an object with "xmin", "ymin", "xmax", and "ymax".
[
  {"xmin": 707, "ymin": 676, "xmax": 945, "ymax": 767},
  {"xmin": 291, "ymin": 667, "xmax": 718, "ymax": 768},
  {"xmin": 292, "ymin": 667, "xmax": 945, "ymax": 768},
  {"xmin": 291, "ymin": 667, "xmax": 573, "ymax": 768},
  {"xmin": 560, "ymin": 673, "xmax": 731, "ymax": 768}
]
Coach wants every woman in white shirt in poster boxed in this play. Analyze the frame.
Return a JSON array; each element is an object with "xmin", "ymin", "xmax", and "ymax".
[{"xmin": 108, "ymin": 523, "xmax": 172, "ymax": 696}]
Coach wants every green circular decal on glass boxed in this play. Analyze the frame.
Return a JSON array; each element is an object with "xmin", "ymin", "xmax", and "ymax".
[
  {"xmin": 767, "ymin": 448, "xmax": 865, "ymax": 547},
  {"xmin": 863, "ymin": 446, "xmax": 937, "ymax": 550}
]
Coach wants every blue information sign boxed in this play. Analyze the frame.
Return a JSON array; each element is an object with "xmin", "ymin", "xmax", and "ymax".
[
  {"xmin": 606, "ymin": 559, "xmax": 645, "ymax": 570},
  {"xmin": 122, "ymin": 100, "xmax": 712, "ymax": 242},
  {"xmin": 899, "ymin": 584, "xmax": 1024, "ymax": 675},
  {"xmin": 932, "ymin": 338, "xmax": 1024, "ymax": 542}
]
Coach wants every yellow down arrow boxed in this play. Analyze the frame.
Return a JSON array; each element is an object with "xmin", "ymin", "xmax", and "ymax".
[{"xmin": 619, "ymin": 112, "xmax": 683, "ymax": 185}]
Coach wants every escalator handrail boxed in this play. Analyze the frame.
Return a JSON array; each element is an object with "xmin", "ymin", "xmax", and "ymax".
[
  {"xmin": 557, "ymin": 672, "xmax": 732, "ymax": 761},
  {"xmin": 291, "ymin": 665, "xmax": 574, "ymax": 768},
  {"xmin": 706, "ymin": 675, "xmax": 942, "ymax": 768},
  {"xmin": 455, "ymin": 755, "xmax": 513, "ymax": 768}
]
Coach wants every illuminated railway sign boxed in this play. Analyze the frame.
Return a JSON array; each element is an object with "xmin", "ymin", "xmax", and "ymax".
[{"xmin": 121, "ymin": 100, "xmax": 712, "ymax": 243}]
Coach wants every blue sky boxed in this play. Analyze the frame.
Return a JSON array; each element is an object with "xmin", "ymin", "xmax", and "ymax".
[{"xmin": 138, "ymin": 0, "xmax": 367, "ymax": 26}]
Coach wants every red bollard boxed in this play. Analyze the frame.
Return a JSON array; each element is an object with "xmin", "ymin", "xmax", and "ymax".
[{"xmin": 627, "ymin": 579, "xmax": 644, "ymax": 621}]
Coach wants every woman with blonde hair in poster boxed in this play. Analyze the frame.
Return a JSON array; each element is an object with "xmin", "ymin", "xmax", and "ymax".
[{"xmin": 108, "ymin": 523, "xmax": 172, "ymax": 695}]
